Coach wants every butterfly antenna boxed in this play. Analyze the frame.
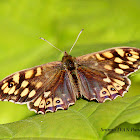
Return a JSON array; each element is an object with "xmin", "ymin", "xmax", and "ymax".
[
  {"xmin": 69, "ymin": 29, "xmax": 84, "ymax": 54},
  {"xmin": 39, "ymin": 37, "xmax": 63, "ymax": 53}
]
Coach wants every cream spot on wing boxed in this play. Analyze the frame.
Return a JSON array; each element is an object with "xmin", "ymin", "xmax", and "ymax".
[
  {"xmin": 1, "ymin": 82, "xmax": 8, "ymax": 90},
  {"xmin": 107, "ymin": 85, "xmax": 117, "ymax": 95},
  {"xmin": 82, "ymin": 55, "xmax": 90, "ymax": 60},
  {"xmin": 114, "ymin": 57, "xmax": 123, "ymax": 63},
  {"xmin": 104, "ymin": 65, "xmax": 112, "ymax": 70},
  {"xmin": 34, "ymin": 96, "xmax": 42, "ymax": 106},
  {"xmin": 127, "ymin": 57, "xmax": 137, "ymax": 62},
  {"xmin": 112, "ymin": 82, "xmax": 122, "ymax": 90},
  {"xmin": 115, "ymin": 49, "xmax": 125, "ymax": 57},
  {"xmin": 14, "ymin": 89, "xmax": 19, "ymax": 95},
  {"xmin": 119, "ymin": 64, "xmax": 129, "ymax": 69},
  {"xmin": 39, "ymin": 98, "xmax": 45, "ymax": 108},
  {"xmin": 83, "ymin": 56, "xmax": 89, "ymax": 60},
  {"xmin": 130, "ymin": 50, "xmax": 139, "ymax": 55},
  {"xmin": 67, "ymin": 98, "xmax": 71, "ymax": 101},
  {"xmin": 114, "ymin": 68, "xmax": 124, "ymax": 74},
  {"xmin": 44, "ymin": 91, "xmax": 51, "ymax": 98},
  {"xmin": 28, "ymin": 90, "xmax": 36, "ymax": 98},
  {"xmin": 53, "ymin": 97, "xmax": 63, "ymax": 106},
  {"xmin": 113, "ymin": 79, "xmax": 125, "ymax": 86},
  {"xmin": 103, "ymin": 77, "xmax": 111, "ymax": 83},
  {"xmin": 25, "ymin": 70, "xmax": 34, "ymax": 79},
  {"xmin": 133, "ymin": 64, "xmax": 138, "ymax": 68},
  {"xmin": 3, "ymin": 86, "xmax": 10, "ymax": 94},
  {"xmin": 96, "ymin": 54, "xmax": 105, "ymax": 61},
  {"xmin": 127, "ymin": 61, "xmax": 133, "ymax": 65},
  {"xmin": 13, "ymin": 73, "xmax": 20, "ymax": 83},
  {"xmin": 8, "ymin": 86, "xmax": 16, "ymax": 94},
  {"xmin": 102, "ymin": 51, "xmax": 114, "ymax": 58},
  {"xmin": 3, "ymin": 80, "xmax": 6, "ymax": 84},
  {"xmin": 36, "ymin": 82, "xmax": 43, "ymax": 88},
  {"xmin": 91, "ymin": 55, "xmax": 95, "ymax": 59},
  {"xmin": 20, "ymin": 88, "xmax": 29, "ymax": 97},
  {"xmin": 35, "ymin": 67, "xmax": 42, "ymax": 76},
  {"xmin": 100, "ymin": 88, "xmax": 110, "ymax": 97},
  {"xmin": 133, "ymin": 55, "xmax": 139, "ymax": 59},
  {"xmin": 21, "ymin": 80, "xmax": 29, "ymax": 88}
]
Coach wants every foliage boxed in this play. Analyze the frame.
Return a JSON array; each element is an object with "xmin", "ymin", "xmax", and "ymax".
[{"xmin": 0, "ymin": 0, "xmax": 140, "ymax": 139}]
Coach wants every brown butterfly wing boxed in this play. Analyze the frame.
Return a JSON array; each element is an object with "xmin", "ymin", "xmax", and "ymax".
[
  {"xmin": 0, "ymin": 61, "xmax": 62, "ymax": 103},
  {"xmin": 28, "ymin": 70, "xmax": 77, "ymax": 114},
  {"xmin": 0, "ymin": 61, "xmax": 77, "ymax": 114},
  {"xmin": 76, "ymin": 47, "xmax": 140, "ymax": 102}
]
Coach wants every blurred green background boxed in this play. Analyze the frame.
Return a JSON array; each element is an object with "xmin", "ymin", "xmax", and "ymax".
[{"xmin": 0, "ymin": 0, "xmax": 140, "ymax": 139}]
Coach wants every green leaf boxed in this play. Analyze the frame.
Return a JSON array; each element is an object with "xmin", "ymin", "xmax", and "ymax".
[
  {"xmin": 0, "ymin": 0, "xmax": 140, "ymax": 139},
  {"xmin": 0, "ymin": 94, "xmax": 140, "ymax": 139}
]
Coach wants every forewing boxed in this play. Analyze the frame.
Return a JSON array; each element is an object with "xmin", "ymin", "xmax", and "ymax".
[
  {"xmin": 76, "ymin": 47, "xmax": 140, "ymax": 102},
  {"xmin": 76, "ymin": 47, "xmax": 140, "ymax": 76},
  {"xmin": 0, "ymin": 61, "xmax": 62, "ymax": 104}
]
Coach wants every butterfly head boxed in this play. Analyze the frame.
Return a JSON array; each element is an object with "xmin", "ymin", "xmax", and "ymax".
[
  {"xmin": 62, "ymin": 51, "xmax": 75, "ymax": 70},
  {"xmin": 64, "ymin": 51, "xmax": 69, "ymax": 57}
]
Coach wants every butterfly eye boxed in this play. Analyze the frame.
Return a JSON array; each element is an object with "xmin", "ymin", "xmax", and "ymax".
[
  {"xmin": 110, "ymin": 87, "xmax": 116, "ymax": 91},
  {"xmin": 46, "ymin": 101, "xmax": 50, "ymax": 105},
  {"xmin": 56, "ymin": 100, "xmax": 60, "ymax": 103},
  {"xmin": 102, "ymin": 91, "xmax": 106, "ymax": 94},
  {"xmin": 126, "ymin": 53, "xmax": 132, "ymax": 57},
  {"xmin": 8, "ymin": 82, "xmax": 14, "ymax": 88}
]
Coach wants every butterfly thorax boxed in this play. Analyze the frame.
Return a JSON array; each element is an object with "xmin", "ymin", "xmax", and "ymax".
[
  {"xmin": 62, "ymin": 51, "xmax": 80, "ymax": 97},
  {"xmin": 62, "ymin": 51, "xmax": 76, "ymax": 71}
]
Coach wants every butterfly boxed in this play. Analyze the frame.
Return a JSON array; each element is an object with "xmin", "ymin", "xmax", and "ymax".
[
  {"xmin": 0, "ymin": 28, "xmax": 140, "ymax": 114},
  {"xmin": 0, "ymin": 45, "xmax": 140, "ymax": 114}
]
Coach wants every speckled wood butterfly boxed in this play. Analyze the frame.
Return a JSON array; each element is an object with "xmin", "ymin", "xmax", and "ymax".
[{"xmin": 0, "ymin": 32, "xmax": 140, "ymax": 114}]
